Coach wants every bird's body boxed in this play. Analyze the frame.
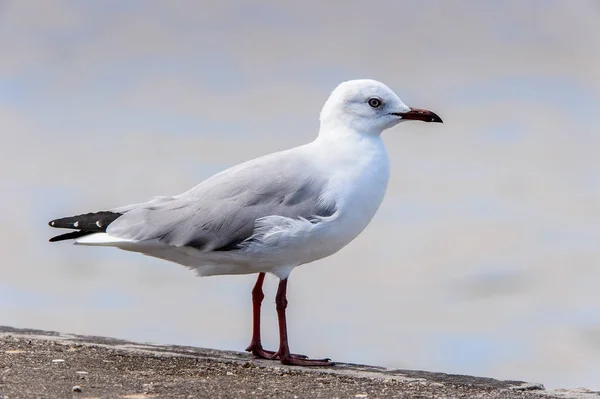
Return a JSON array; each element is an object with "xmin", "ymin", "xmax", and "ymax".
[
  {"xmin": 73, "ymin": 131, "xmax": 390, "ymax": 279},
  {"xmin": 49, "ymin": 79, "xmax": 442, "ymax": 366}
]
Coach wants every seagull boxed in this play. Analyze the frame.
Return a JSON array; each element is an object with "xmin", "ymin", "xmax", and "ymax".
[{"xmin": 48, "ymin": 79, "xmax": 442, "ymax": 366}]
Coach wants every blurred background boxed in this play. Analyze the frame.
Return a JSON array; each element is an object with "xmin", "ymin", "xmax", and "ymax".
[{"xmin": 1, "ymin": 0, "xmax": 599, "ymax": 390}]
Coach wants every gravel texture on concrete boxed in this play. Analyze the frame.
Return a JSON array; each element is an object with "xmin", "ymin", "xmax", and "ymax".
[{"xmin": 1, "ymin": 326, "xmax": 598, "ymax": 399}]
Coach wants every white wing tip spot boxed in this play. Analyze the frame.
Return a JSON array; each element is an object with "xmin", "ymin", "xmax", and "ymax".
[
  {"xmin": 96, "ymin": 221, "xmax": 102, "ymax": 228},
  {"xmin": 50, "ymin": 221, "xmax": 55, "ymax": 226},
  {"xmin": 74, "ymin": 221, "xmax": 79, "ymax": 228}
]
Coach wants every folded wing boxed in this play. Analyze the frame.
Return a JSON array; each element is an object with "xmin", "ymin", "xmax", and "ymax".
[{"xmin": 51, "ymin": 150, "xmax": 337, "ymax": 252}]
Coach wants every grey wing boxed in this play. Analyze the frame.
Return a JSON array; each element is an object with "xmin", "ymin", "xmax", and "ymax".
[{"xmin": 106, "ymin": 150, "xmax": 337, "ymax": 251}]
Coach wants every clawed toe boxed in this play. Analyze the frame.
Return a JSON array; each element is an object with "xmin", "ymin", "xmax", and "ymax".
[
  {"xmin": 279, "ymin": 355, "xmax": 334, "ymax": 366},
  {"xmin": 267, "ymin": 349, "xmax": 333, "ymax": 366},
  {"xmin": 246, "ymin": 345, "xmax": 277, "ymax": 360},
  {"xmin": 246, "ymin": 345, "xmax": 310, "ymax": 361},
  {"xmin": 290, "ymin": 353, "xmax": 309, "ymax": 359}
]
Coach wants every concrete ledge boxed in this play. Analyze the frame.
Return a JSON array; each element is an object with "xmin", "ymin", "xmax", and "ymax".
[{"xmin": 0, "ymin": 326, "xmax": 597, "ymax": 399}]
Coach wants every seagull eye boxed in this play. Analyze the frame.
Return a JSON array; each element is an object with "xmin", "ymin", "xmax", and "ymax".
[{"xmin": 368, "ymin": 97, "xmax": 382, "ymax": 108}]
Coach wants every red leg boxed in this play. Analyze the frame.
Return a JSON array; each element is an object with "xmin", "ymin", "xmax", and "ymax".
[
  {"xmin": 245, "ymin": 273, "xmax": 274, "ymax": 359},
  {"xmin": 272, "ymin": 278, "xmax": 334, "ymax": 366},
  {"xmin": 245, "ymin": 273, "xmax": 308, "ymax": 360}
]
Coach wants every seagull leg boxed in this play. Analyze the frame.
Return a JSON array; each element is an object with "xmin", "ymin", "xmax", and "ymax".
[
  {"xmin": 245, "ymin": 273, "xmax": 274, "ymax": 359},
  {"xmin": 245, "ymin": 273, "xmax": 308, "ymax": 360},
  {"xmin": 272, "ymin": 278, "xmax": 334, "ymax": 366}
]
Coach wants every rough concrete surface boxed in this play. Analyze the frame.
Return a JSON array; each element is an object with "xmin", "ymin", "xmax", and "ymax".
[{"xmin": 0, "ymin": 327, "xmax": 597, "ymax": 399}]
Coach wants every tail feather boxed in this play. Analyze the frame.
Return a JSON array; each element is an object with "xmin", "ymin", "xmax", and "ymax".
[{"xmin": 48, "ymin": 211, "xmax": 122, "ymax": 242}]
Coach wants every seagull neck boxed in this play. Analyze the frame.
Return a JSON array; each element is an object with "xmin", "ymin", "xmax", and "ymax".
[{"xmin": 316, "ymin": 125, "xmax": 382, "ymax": 144}]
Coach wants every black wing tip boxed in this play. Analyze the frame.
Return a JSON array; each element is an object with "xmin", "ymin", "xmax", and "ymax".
[
  {"xmin": 47, "ymin": 211, "xmax": 122, "ymax": 230},
  {"xmin": 49, "ymin": 230, "xmax": 95, "ymax": 242},
  {"xmin": 48, "ymin": 211, "xmax": 122, "ymax": 243},
  {"xmin": 48, "ymin": 234, "xmax": 64, "ymax": 242}
]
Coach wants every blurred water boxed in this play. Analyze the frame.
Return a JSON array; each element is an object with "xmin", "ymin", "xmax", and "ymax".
[{"xmin": 1, "ymin": 0, "xmax": 600, "ymax": 391}]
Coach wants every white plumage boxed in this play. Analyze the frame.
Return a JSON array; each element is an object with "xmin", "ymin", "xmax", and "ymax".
[{"xmin": 73, "ymin": 80, "xmax": 402, "ymax": 279}]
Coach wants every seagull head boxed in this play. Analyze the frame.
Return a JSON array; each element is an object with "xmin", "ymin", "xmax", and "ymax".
[{"xmin": 319, "ymin": 79, "xmax": 442, "ymax": 135}]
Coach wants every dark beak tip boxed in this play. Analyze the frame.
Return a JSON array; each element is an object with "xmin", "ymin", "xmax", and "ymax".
[{"xmin": 426, "ymin": 110, "xmax": 443, "ymax": 124}]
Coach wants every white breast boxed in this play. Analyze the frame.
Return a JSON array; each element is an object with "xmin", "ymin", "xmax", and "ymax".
[{"xmin": 315, "ymin": 134, "xmax": 390, "ymax": 254}]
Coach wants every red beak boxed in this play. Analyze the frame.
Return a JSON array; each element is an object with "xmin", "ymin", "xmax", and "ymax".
[{"xmin": 392, "ymin": 107, "xmax": 443, "ymax": 123}]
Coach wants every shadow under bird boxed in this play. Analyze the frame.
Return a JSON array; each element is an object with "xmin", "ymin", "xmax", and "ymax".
[{"xmin": 49, "ymin": 79, "xmax": 442, "ymax": 366}]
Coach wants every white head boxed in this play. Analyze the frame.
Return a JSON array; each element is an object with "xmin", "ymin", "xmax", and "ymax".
[{"xmin": 319, "ymin": 79, "xmax": 442, "ymax": 135}]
